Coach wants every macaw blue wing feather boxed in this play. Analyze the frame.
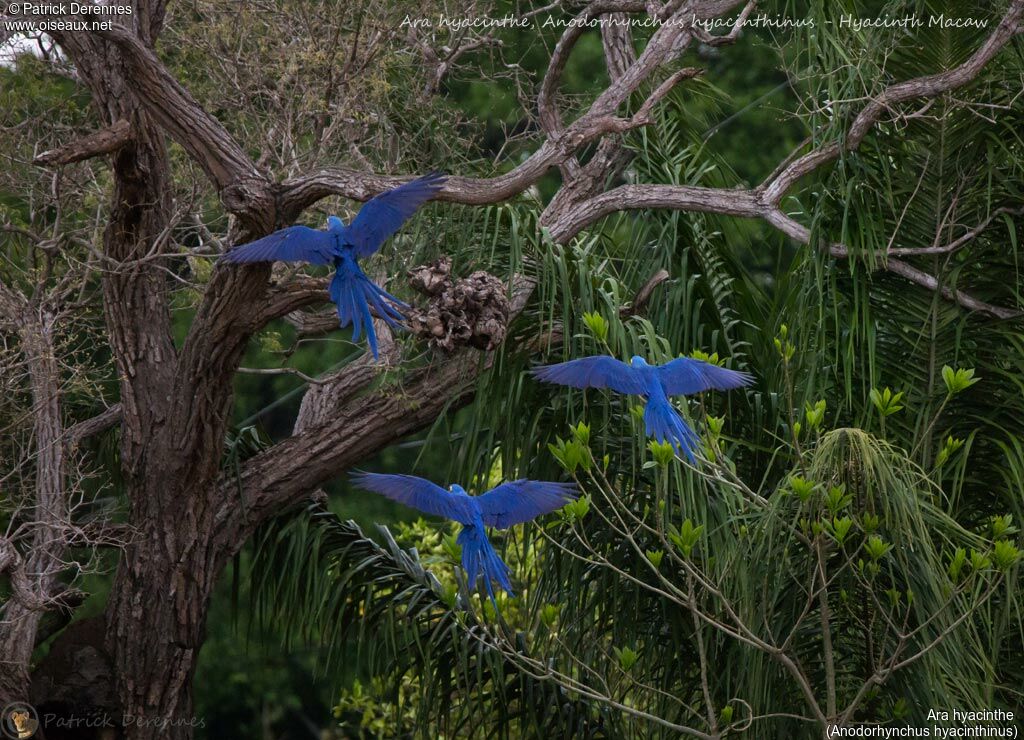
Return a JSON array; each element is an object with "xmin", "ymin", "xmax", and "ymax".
[
  {"xmin": 476, "ymin": 480, "xmax": 578, "ymax": 529},
  {"xmin": 350, "ymin": 472, "xmax": 475, "ymax": 524},
  {"xmin": 347, "ymin": 172, "xmax": 446, "ymax": 258},
  {"xmin": 531, "ymin": 356, "xmax": 647, "ymax": 395},
  {"xmin": 220, "ymin": 225, "xmax": 337, "ymax": 265},
  {"xmin": 657, "ymin": 357, "xmax": 754, "ymax": 396}
]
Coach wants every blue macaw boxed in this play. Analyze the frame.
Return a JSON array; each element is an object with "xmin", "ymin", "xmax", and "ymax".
[
  {"xmin": 220, "ymin": 172, "xmax": 446, "ymax": 359},
  {"xmin": 532, "ymin": 354, "xmax": 753, "ymax": 460},
  {"xmin": 351, "ymin": 472, "xmax": 577, "ymax": 602}
]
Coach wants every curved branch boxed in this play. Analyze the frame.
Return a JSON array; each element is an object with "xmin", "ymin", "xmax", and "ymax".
[
  {"xmin": 251, "ymin": 277, "xmax": 331, "ymax": 329},
  {"xmin": 66, "ymin": 404, "xmax": 123, "ymax": 448},
  {"xmin": 537, "ymin": 0, "xmax": 648, "ymax": 178},
  {"xmin": 885, "ymin": 206, "xmax": 1024, "ymax": 257},
  {"xmin": 763, "ymin": 209, "xmax": 1020, "ymax": 319},
  {"xmin": 280, "ymin": 0, "xmax": 742, "ymax": 215},
  {"xmin": 551, "ymin": 183, "xmax": 764, "ymax": 241},
  {"xmin": 548, "ymin": 0, "xmax": 1024, "ymax": 318},
  {"xmin": 761, "ymin": 0, "xmax": 1024, "ymax": 205},
  {"xmin": 217, "ymin": 278, "xmax": 535, "ymax": 542},
  {"xmin": 537, "ymin": 0, "xmax": 647, "ymax": 138}
]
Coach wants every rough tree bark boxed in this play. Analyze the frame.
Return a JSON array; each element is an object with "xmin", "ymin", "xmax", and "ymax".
[
  {"xmin": 0, "ymin": 292, "xmax": 67, "ymax": 702},
  {"xmin": 3, "ymin": 0, "xmax": 1020, "ymax": 736}
]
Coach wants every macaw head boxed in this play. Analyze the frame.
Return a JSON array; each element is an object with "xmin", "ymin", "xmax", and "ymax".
[
  {"xmin": 449, "ymin": 484, "xmax": 467, "ymax": 495},
  {"xmin": 326, "ymin": 215, "xmax": 346, "ymax": 233},
  {"xmin": 630, "ymin": 355, "xmax": 649, "ymax": 367}
]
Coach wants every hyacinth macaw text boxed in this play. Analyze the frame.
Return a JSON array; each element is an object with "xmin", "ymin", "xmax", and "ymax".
[
  {"xmin": 351, "ymin": 472, "xmax": 577, "ymax": 602},
  {"xmin": 220, "ymin": 172, "xmax": 446, "ymax": 358},
  {"xmin": 532, "ymin": 354, "xmax": 753, "ymax": 460}
]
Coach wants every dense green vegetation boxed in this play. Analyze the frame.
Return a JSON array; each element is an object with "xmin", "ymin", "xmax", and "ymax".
[{"xmin": 2, "ymin": 0, "xmax": 1022, "ymax": 737}]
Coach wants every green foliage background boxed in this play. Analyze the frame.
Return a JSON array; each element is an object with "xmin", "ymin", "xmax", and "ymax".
[{"xmin": 1, "ymin": 0, "xmax": 1022, "ymax": 737}]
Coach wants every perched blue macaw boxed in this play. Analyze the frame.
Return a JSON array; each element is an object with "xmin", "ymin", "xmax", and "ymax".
[
  {"xmin": 220, "ymin": 172, "xmax": 446, "ymax": 359},
  {"xmin": 351, "ymin": 472, "xmax": 577, "ymax": 602},
  {"xmin": 532, "ymin": 355, "xmax": 753, "ymax": 460}
]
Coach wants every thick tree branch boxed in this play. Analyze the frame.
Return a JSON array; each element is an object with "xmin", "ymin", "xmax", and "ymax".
[
  {"xmin": 65, "ymin": 403, "xmax": 123, "ymax": 448},
  {"xmin": 547, "ymin": 0, "xmax": 1024, "ymax": 317},
  {"xmin": 33, "ymin": 119, "xmax": 132, "ymax": 167},
  {"xmin": 252, "ymin": 277, "xmax": 331, "ymax": 329},
  {"xmin": 217, "ymin": 278, "xmax": 535, "ymax": 541},
  {"xmin": 283, "ymin": 308, "xmax": 339, "ymax": 338},
  {"xmin": 552, "ymin": 184, "xmax": 764, "ymax": 241}
]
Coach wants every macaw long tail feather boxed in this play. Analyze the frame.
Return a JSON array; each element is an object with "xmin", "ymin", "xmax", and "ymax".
[
  {"xmin": 372, "ymin": 283, "xmax": 410, "ymax": 309},
  {"xmin": 458, "ymin": 525, "xmax": 513, "ymax": 605},
  {"xmin": 363, "ymin": 286, "xmax": 406, "ymax": 324},
  {"xmin": 643, "ymin": 395, "xmax": 700, "ymax": 462},
  {"xmin": 330, "ymin": 262, "xmax": 408, "ymax": 360}
]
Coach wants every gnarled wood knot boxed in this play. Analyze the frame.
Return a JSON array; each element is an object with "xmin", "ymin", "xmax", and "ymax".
[{"xmin": 406, "ymin": 257, "xmax": 510, "ymax": 352}]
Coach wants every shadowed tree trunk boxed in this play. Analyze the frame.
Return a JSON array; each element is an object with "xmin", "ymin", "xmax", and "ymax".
[{"xmin": 0, "ymin": 305, "xmax": 65, "ymax": 702}]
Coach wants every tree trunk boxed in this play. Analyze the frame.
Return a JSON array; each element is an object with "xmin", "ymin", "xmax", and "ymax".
[
  {"xmin": 0, "ymin": 602, "xmax": 36, "ymax": 702},
  {"xmin": 46, "ymin": 30, "xmax": 204, "ymax": 733},
  {"xmin": 0, "ymin": 311, "xmax": 66, "ymax": 703},
  {"xmin": 105, "ymin": 538, "xmax": 217, "ymax": 737},
  {"xmin": 98, "ymin": 122, "xmax": 210, "ymax": 740}
]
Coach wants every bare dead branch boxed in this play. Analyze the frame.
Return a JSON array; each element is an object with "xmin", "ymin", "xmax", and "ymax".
[
  {"xmin": 33, "ymin": 119, "xmax": 132, "ymax": 167},
  {"xmin": 690, "ymin": 0, "xmax": 756, "ymax": 46},
  {"xmin": 761, "ymin": 0, "xmax": 1024, "ymax": 206},
  {"xmin": 628, "ymin": 66, "xmax": 706, "ymax": 126},
  {"xmin": 886, "ymin": 206, "xmax": 1024, "ymax": 257},
  {"xmin": 66, "ymin": 404, "xmax": 123, "ymax": 448},
  {"xmin": 764, "ymin": 209, "xmax": 1021, "ymax": 319}
]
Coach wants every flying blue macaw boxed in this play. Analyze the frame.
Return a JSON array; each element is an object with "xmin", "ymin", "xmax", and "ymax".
[
  {"xmin": 351, "ymin": 472, "xmax": 577, "ymax": 603},
  {"xmin": 532, "ymin": 355, "xmax": 753, "ymax": 460},
  {"xmin": 220, "ymin": 172, "xmax": 446, "ymax": 359}
]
